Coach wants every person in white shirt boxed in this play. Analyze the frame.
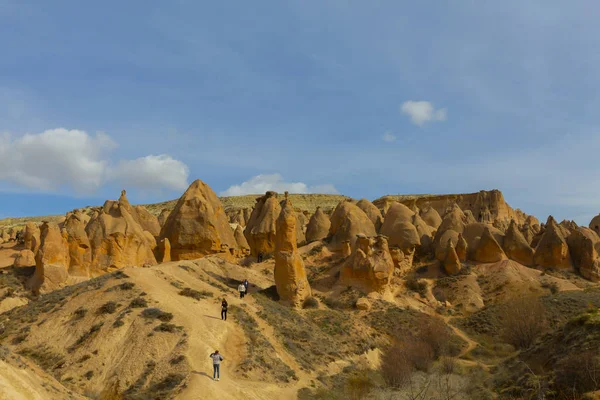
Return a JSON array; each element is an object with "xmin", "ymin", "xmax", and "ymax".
[{"xmin": 238, "ymin": 283, "xmax": 246, "ymax": 299}]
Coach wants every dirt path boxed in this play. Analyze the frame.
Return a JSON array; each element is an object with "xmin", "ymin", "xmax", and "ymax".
[{"xmin": 128, "ymin": 263, "xmax": 309, "ymax": 400}]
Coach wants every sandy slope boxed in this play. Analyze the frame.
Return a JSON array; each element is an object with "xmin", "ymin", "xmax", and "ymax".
[{"xmin": 125, "ymin": 259, "xmax": 310, "ymax": 400}]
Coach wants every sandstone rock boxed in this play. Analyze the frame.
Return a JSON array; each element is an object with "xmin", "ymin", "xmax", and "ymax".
[
  {"xmin": 341, "ymin": 240, "xmax": 352, "ymax": 258},
  {"xmin": 305, "ymin": 207, "xmax": 331, "ymax": 243},
  {"xmin": 567, "ymin": 227, "xmax": 600, "ymax": 281},
  {"xmin": 356, "ymin": 298, "xmax": 371, "ymax": 311},
  {"xmin": 13, "ymin": 250, "xmax": 35, "ymax": 267},
  {"xmin": 64, "ymin": 211, "xmax": 92, "ymax": 277},
  {"xmin": 456, "ymin": 233, "xmax": 467, "ymax": 262},
  {"xmin": 274, "ymin": 198, "xmax": 311, "ymax": 307},
  {"xmin": 157, "ymin": 238, "xmax": 171, "ymax": 263},
  {"xmin": 472, "ymin": 227, "xmax": 506, "ymax": 263},
  {"xmin": 133, "ymin": 206, "xmax": 161, "ymax": 237},
  {"xmin": 29, "ymin": 223, "xmax": 70, "ymax": 294},
  {"xmin": 412, "ymin": 214, "xmax": 434, "ymax": 254},
  {"xmin": 390, "ymin": 247, "xmax": 411, "ymax": 275},
  {"xmin": 434, "ymin": 205, "xmax": 468, "ymax": 249},
  {"xmin": 435, "ymin": 230, "xmax": 460, "ymax": 261},
  {"xmin": 420, "ymin": 206, "xmax": 442, "ymax": 229},
  {"xmin": 356, "ymin": 199, "xmax": 384, "ymax": 231},
  {"xmin": 161, "ymin": 180, "xmax": 237, "ymax": 260},
  {"xmin": 590, "ymin": 214, "xmax": 600, "ymax": 235},
  {"xmin": 86, "ymin": 194, "xmax": 157, "ymax": 273},
  {"xmin": 380, "ymin": 203, "xmax": 420, "ymax": 252},
  {"xmin": 244, "ymin": 192, "xmax": 281, "ymax": 256},
  {"xmin": 534, "ymin": 216, "xmax": 573, "ymax": 270},
  {"xmin": 328, "ymin": 200, "xmax": 376, "ymax": 250},
  {"xmin": 444, "ymin": 240, "xmax": 462, "ymax": 275},
  {"xmin": 340, "ymin": 234, "xmax": 395, "ymax": 293},
  {"xmin": 234, "ymin": 225, "xmax": 250, "ymax": 255},
  {"xmin": 462, "ymin": 223, "xmax": 505, "ymax": 251},
  {"xmin": 158, "ymin": 209, "xmax": 171, "ymax": 227},
  {"xmin": 503, "ymin": 220, "xmax": 534, "ymax": 266},
  {"xmin": 24, "ymin": 222, "xmax": 41, "ymax": 254}
]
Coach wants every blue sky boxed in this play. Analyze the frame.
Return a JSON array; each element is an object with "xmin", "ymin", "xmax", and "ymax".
[{"xmin": 1, "ymin": 1, "xmax": 600, "ymax": 224}]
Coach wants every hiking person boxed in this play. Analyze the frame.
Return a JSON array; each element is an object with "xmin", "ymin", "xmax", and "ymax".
[
  {"xmin": 221, "ymin": 298, "xmax": 228, "ymax": 321},
  {"xmin": 210, "ymin": 350, "xmax": 224, "ymax": 381},
  {"xmin": 238, "ymin": 282, "xmax": 246, "ymax": 299},
  {"xmin": 243, "ymin": 279, "xmax": 249, "ymax": 294},
  {"xmin": 257, "ymin": 252, "xmax": 263, "ymax": 263}
]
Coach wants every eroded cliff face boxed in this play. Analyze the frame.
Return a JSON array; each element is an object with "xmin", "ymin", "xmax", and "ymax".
[{"xmin": 374, "ymin": 190, "xmax": 534, "ymax": 231}]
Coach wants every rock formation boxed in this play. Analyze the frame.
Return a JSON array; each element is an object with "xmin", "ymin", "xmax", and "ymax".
[
  {"xmin": 356, "ymin": 199, "xmax": 384, "ymax": 231},
  {"xmin": 305, "ymin": 207, "xmax": 331, "ymax": 243},
  {"xmin": 24, "ymin": 222, "xmax": 41, "ymax": 254},
  {"xmin": 133, "ymin": 206, "xmax": 161, "ymax": 237},
  {"xmin": 503, "ymin": 220, "xmax": 534, "ymax": 266},
  {"xmin": 244, "ymin": 192, "xmax": 281, "ymax": 256},
  {"xmin": 328, "ymin": 200, "xmax": 376, "ymax": 250},
  {"xmin": 157, "ymin": 238, "xmax": 171, "ymax": 263},
  {"xmin": 158, "ymin": 209, "xmax": 171, "ymax": 227},
  {"xmin": 29, "ymin": 223, "xmax": 70, "ymax": 294},
  {"xmin": 567, "ymin": 227, "xmax": 600, "ymax": 281},
  {"xmin": 590, "ymin": 214, "xmax": 600, "ymax": 235},
  {"xmin": 472, "ymin": 227, "xmax": 506, "ymax": 263},
  {"xmin": 340, "ymin": 234, "xmax": 395, "ymax": 293},
  {"xmin": 161, "ymin": 180, "xmax": 237, "ymax": 260},
  {"xmin": 63, "ymin": 211, "xmax": 92, "ymax": 277},
  {"xmin": 534, "ymin": 216, "xmax": 573, "ymax": 270},
  {"xmin": 456, "ymin": 233, "xmax": 467, "ymax": 262},
  {"xmin": 13, "ymin": 250, "xmax": 35, "ymax": 267},
  {"xmin": 86, "ymin": 194, "xmax": 157, "ymax": 272},
  {"xmin": 420, "ymin": 206, "xmax": 442, "ymax": 229},
  {"xmin": 234, "ymin": 225, "xmax": 250, "ymax": 255},
  {"xmin": 444, "ymin": 240, "xmax": 462, "ymax": 275},
  {"xmin": 380, "ymin": 203, "xmax": 420, "ymax": 251},
  {"xmin": 273, "ymin": 198, "xmax": 311, "ymax": 307},
  {"xmin": 412, "ymin": 214, "xmax": 434, "ymax": 254}
]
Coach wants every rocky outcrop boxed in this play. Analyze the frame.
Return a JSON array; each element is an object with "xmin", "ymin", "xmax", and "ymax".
[
  {"xmin": 161, "ymin": 180, "xmax": 237, "ymax": 260},
  {"xmin": 340, "ymin": 234, "xmax": 395, "ymax": 293},
  {"xmin": 158, "ymin": 209, "xmax": 171, "ymax": 227},
  {"xmin": 567, "ymin": 227, "xmax": 600, "ymax": 281},
  {"xmin": 244, "ymin": 192, "xmax": 281, "ymax": 256},
  {"xmin": 24, "ymin": 222, "xmax": 41, "ymax": 254},
  {"xmin": 133, "ymin": 206, "xmax": 161, "ymax": 237},
  {"xmin": 380, "ymin": 203, "xmax": 420, "ymax": 252},
  {"xmin": 534, "ymin": 216, "xmax": 573, "ymax": 270},
  {"xmin": 420, "ymin": 206, "xmax": 442, "ymax": 229},
  {"xmin": 234, "ymin": 225, "xmax": 250, "ymax": 255},
  {"xmin": 591, "ymin": 214, "xmax": 600, "ymax": 235},
  {"xmin": 305, "ymin": 207, "xmax": 331, "ymax": 243},
  {"xmin": 374, "ymin": 190, "xmax": 533, "ymax": 231},
  {"xmin": 462, "ymin": 223, "xmax": 505, "ymax": 250},
  {"xmin": 274, "ymin": 199, "xmax": 311, "ymax": 307},
  {"xmin": 356, "ymin": 199, "xmax": 384, "ymax": 231},
  {"xmin": 329, "ymin": 200, "xmax": 376, "ymax": 250},
  {"xmin": 86, "ymin": 194, "xmax": 157, "ymax": 273},
  {"xmin": 28, "ymin": 223, "xmax": 70, "ymax": 294},
  {"xmin": 157, "ymin": 238, "xmax": 171, "ymax": 263},
  {"xmin": 503, "ymin": 220, "xmax": 534, "ymax": 266},
  {"xmin": 444, "ymin": 240, "xmax": 462, "ymax": 275},
  {"xmin": 63, "ymin": 211, "xmax": 92, "ymax": 277},
  {"xmin": 412, "ymin": 214, "xmax": 434, "ymax": 254},
  {"xmin": 456, "ymin": 233, "xmax": 467, "ymax": 262},
  {"xmin": 472, "ymin": 227, "xmax": 506, "ymax": 263},
  {"xmin": 13, "ymin": 250, "xmax": 35, "ymax": 267}
]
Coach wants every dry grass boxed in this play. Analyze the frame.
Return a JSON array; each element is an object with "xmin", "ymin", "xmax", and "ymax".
[{"xmin": 500, "ymin": 297, "xmax": 547, "ymax": 349}]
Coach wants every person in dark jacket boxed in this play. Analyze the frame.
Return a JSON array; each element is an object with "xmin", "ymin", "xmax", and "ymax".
[
  {"xmin": 257, "ymin": 252, "xmax": 263, "ymax": 263},
  {"xmin": 243, "ymin": 279, "xmax": 249, "ymax": 294},
  {"xmin": 221, "ymin": 299, "xmax": 228, "ymax": 321},
  {"xmin": 210, "ymin": 350, "xmax": 224, "ymax": 381}
]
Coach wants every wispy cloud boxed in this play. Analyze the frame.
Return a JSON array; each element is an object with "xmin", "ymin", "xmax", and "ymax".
[
  {"xmin": 382, "ymin": 131, "xmax": 396, "ymax": 142},
  {"xmin": 400, "ymin": 101, "xmax": 447, "ymax": 126}
]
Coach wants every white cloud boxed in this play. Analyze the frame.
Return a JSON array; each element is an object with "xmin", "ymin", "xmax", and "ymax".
[
  {"xmin": 400, "ymin": 100, "xmax": 447, "ymax": 126},
  {"xmin": 220, "ymin": 174, "xmax": 339, "ymax": 196},
  {"xmin": 0, "ymin": 128, "xmax": 189, "ymax": 193},
  {"xmin": 110, "ymin": 155, "xmax": 189, "ymax": 192},
  {"xmin": 382, "ymin": 131, "xmax": 396, "ymax": 142}
]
